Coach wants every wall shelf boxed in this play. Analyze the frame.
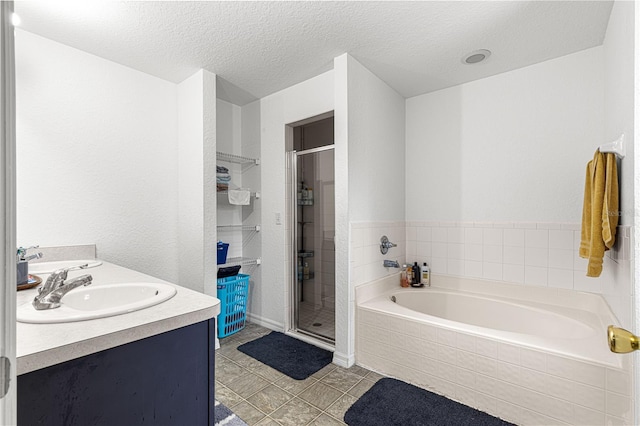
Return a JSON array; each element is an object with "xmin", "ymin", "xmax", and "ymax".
[
  {"xmin": 297, "ymin": 199, "xmax": 313, "ymax": 206},
  {"xmin": 216, "ymin": 151, "xmax": 260, "ymax": 165},
  {"xmin": 297, "ymin": 250, "xmax": 314, "ymax": 258},
  {"xmin": 218, "ymin": 190, "xmax": 261, "ymax": 199},
  {"xmin": 217, "ymin": 225, "xmax": 261, "ymax": 232},
  {"xmin": 219, "ymin": 257, "xmax": 262, "ymax": 267}
]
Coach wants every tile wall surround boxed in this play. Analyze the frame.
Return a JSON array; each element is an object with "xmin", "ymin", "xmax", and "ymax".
[
  {"xmin": 351, "ymin": 221, "xmax": 632, "ymax": 327},
  {"xmin": 350, "ymin": 221, "xmax": 407, "ymax": 288},
  {"xmin": 356, "ymin": 306, "xmax": 632, "ymax": 425}
]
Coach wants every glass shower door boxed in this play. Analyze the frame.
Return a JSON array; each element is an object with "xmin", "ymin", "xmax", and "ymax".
[{"xmin": 294, "ymin": 146, "xmax": 335, "ymax": 342}]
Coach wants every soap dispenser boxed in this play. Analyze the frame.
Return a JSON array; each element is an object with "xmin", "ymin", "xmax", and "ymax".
[{"xmin": 16, "ymin": 246, "xmax": 43, "ymax": 286}]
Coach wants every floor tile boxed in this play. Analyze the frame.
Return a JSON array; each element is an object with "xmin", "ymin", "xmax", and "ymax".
[
  {"xmin": 270, "ymin": 397, "xmax": 322, "ymax": 426},
  {"xmin": 297, "ymin": 381, "xmax": 344, "ymax": 411},
  {"xmin": 255, "ymin": 416, "xmax": 282, "ymax": 426},
  {"xmin": 226, "ymin": 371, "xmax": 270, "ymax": 398},
  {"xmin": 216, "ymin": 383, "xmax": 245, "ymax": 409},
  {"xmin": 231, "ymin": 401, "xmax": 267, "ymax": 426},
  {"xmin": 325, "ymin": 393, "xmax": 358, "ymax": 422},
  {"xmin": 311, "ymin": 363, "xmax": 337, "ymax": 379},
  {"xmin": 250, "ymin": 364, "xmax": 287, "ymax": 383},
  {"xmin": 364, "ymin": 370, "xmax": 384, "ymax": 381},
  {"xmin": 246, "ymin": 385, "xmax": 295, "ymax": 414},
  {"xmin": 215, "ymin": 323, "xmax": 382, "ymax": 426},
  {"xmin": 309, "ymin": 413, "xmax": 346, "ymax": 426},
  {"xmin": 273, "ymin": 375, "xmax": 318, "ymax": 396},
  {"xmin": 346, "ymin": 378, "xmax": 376, "ymax": 399},
  {"xmin": 319, "ymin": 368, "xmax": 363, "ymax": 392},
  {"xmin": 345, "ymin": 364, "xmax": 370, "ymax": 377},
  {"xmin": 216, "ymin": 357, "xmax": 249, "ymax": 386}
]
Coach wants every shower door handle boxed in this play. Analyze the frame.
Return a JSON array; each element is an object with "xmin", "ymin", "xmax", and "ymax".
[{"xmin": 608, "ymin": 325, "xmax": 639, "ymax": 353}]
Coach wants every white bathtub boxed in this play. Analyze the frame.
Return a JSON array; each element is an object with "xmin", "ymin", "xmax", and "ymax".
[{"xmin": 355, "ymin": 274, "xmax": 632, "ymax": 425}]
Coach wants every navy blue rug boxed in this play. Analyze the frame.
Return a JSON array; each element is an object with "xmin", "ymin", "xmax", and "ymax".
[
  {"xmin": 344, "ymin": 378, "xmax": 514, "ymax": 426},
  {"xmin": 237, "ymin": 331, "xmax": 333, "ymax": 380}
]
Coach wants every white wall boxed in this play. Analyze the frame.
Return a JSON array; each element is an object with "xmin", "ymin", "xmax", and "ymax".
[
  {"xmin": 177, "ymin": 69, "xmax": 217, "ymax": 293},
  {"xmin": 604, "ymin": 1, "xmax": 634, "ymax": 228},
  {"xmin": 406, "ymin": 46, "xmax": 604, "ymax": 223},
  {"xmin": 247, "ymin": 71, "xmax": 334, "ymax": 331},
  {"xmin": 602, "ymin": 0, "xmax": 635, "ymax": 334},
  {"xmin": 335, "ymin": 53, "xmax": 406, "ymax": 366},
  {"xmin": 16, "ymin": 30, "xmax": 180, "ymax": 282}
]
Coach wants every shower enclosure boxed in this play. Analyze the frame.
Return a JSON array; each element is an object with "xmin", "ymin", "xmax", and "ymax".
[{"xmin": 288, "ymin": 117, "xmax": 335, "ymax": 344}]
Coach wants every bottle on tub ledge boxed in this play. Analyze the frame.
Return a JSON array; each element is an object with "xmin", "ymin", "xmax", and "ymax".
[
  {"xmin": 410, "ymin": 262, "xmax": 423, "ymax": 287},
  {"xmin": 421, "ymin": 262, "xmax": 431, "ymax": 287}
]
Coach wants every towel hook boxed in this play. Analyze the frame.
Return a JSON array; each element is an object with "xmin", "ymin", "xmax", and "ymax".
[{"xmin": 599, "ymin": 134, "xmax": 625, "ymax": 159}]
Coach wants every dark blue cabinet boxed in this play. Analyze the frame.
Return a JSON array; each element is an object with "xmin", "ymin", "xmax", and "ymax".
[{"xmin": 18, "ymin": 318, "xmax": 216, "ymax": 425}]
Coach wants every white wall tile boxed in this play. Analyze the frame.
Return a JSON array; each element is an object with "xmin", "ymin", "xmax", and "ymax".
[
  {"xmin": 432, "ymin": 227, "xmax": 448, "ymax": 242},
  {"xmin": 432, "ymin": 242, "xmax": 447, "ymax": 258},
  {"xmin": 525, "ymin": 229, "xmax": 549, "ymax": 249},
  {"xmin": 482, "ymin": 262, "xmax": 503, "ymax": 281},
  {"xmin": 503, "ymin": 228, "xmax": 525, "ymax": 247},
  {"xmin": 483, "ymin": 245, "xmax": 503, "ymax": 263},
  {"xmin": 465, "ymin": 227, "xmax": 483, "ymax": 245},
  {"xmin": 447, "ymin": 227, "xmax": 465, "ymax": 244},
  {"xmin": 549, "ymin": 229, "xmax": 574, "ymax": 249},
  {"xmin": 548, "ymin": 248, "xmax": 573, "ymax": 269},
  {"xmin": 503, "ymin": 264, "xmax": 524, "ymax": 284},
  {"xmin": 525, "ymin": 247, "xmax": 549, "ymax": 267},
  {"xmin": 447, "ymin": 243, "xmax": 464, "ymax": 260},
  {"xmin": 417, "ymin": 226, "xmax": 431, "ymax": 242},
  {"xmin": 465, "ymin": 261, "xmax": 483, "ymax": 278},
  {"xmin": 503, "ymin": 246, "xmax": 524, "ymax": 265},
  {"xmin": 483, "ymin": 228, "xmax": 503, "ymax": 246},
  {"xmin": 548, "ymin": 268, "xmax": 573, "ymax": 289},
  {"xmin": 465, "ymin": 244, "xmax": 483, "ymax": 261},
  {"xmin": 525, "ymin": 265, "xmax": 548, "ymax": 286},
  {"xmin": 447, "ymin": 259, "xmax": 465, "ymax": 276}
]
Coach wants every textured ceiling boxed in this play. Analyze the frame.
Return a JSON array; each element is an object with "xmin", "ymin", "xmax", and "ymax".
[{"xmin": 16, "ymin": 1, "xmax": 613, "ymax": 104}]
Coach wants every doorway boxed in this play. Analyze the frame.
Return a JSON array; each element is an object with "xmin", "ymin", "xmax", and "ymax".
[{"xmin": 288, "ymin": 116, "xmax": 335, "ymax": 345}]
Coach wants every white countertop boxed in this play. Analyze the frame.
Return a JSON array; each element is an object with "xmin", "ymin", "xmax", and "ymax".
[{"xmin": 17, "ymin": 261, "xmax": 220, "ymax": 375}]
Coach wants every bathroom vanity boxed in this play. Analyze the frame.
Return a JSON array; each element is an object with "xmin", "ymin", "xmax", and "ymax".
[{"xmin": 15, "ymin": 261, "xmax": 220, "ymax": 425}]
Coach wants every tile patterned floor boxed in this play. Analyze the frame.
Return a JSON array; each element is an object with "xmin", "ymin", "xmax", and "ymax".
[{"xmin": 216, "ymin": 323, "xmax": 384, "ymax": 426}]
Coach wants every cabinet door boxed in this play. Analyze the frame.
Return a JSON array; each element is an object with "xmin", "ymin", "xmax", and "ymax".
[{"xmin": 18, "ymin": 319, "xmax": 216, "ymax": 426}]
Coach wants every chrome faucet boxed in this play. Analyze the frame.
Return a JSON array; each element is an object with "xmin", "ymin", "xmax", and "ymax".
[{"xmin": 33, "ymin": 268, "xmax": 93, "ymax": 310}]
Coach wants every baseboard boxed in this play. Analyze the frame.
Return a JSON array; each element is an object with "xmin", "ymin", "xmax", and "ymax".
[
  {"xmin": 246, "ymin": 312, "xmax": 283, "ymax": 332},
  {"xmin": 332, "ymin": 350, "xmax": 355, "ymax": 368}
]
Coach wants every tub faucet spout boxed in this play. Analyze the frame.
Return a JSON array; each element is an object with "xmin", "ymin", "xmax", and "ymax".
[{"xmin": 383, "ymin": 260, "xmax": 400, "ymax": 268}]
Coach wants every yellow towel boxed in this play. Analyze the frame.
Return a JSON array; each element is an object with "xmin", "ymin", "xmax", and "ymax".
[{"xmin": 579, "ymin": 151, "xmax": 619, "ymax": 277}]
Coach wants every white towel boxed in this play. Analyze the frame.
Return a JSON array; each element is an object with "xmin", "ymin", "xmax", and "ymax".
[{"xmin": 228, "ymin": 189, "xmax": 250, "ymax": 205}]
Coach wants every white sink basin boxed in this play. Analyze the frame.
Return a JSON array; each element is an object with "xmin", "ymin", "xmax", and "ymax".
[
  {"xmin": 16, "ymin": 282, "xmax": 177, "ymax": 323},
  {"xmin": 29, "ymin": 260, "xmax": 103, "ymax": 275}
]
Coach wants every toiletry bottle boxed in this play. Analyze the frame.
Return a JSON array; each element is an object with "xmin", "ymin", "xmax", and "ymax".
[
  {"xmin": 400, "ymin": 270, "xmax": 409, "ymax": 287},
  {"xmin": 422, "ymin": 262, "xmax": 430, "ymax": 286},
  {"xmin": 411, "ymin": 262, "xmax": 421, "ymax": 287},
  {"xmin": 307, "ymin": 187, "xmax": 313, "ymax": 201},
  {"xmin": 406, "ymin": 266, "xmax": 413, "ymax": 285}
]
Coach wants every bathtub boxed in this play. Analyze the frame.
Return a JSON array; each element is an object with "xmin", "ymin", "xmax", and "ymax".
[{"xmin": 355, "ymin": 274, "xmax": 632, "ymax": 425}]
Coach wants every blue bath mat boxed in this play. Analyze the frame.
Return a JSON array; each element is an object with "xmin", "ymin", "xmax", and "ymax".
[
  {"xmin": 344, "ymin": 378, "xmax": 514, "ymax": 426},
  {"xmin": 237, "ymin": 331, "xmax": 332, "ymax": 380},
  {"xmin": 215, "ymin": 400, "xmax": 247, "ymax": 426}
]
